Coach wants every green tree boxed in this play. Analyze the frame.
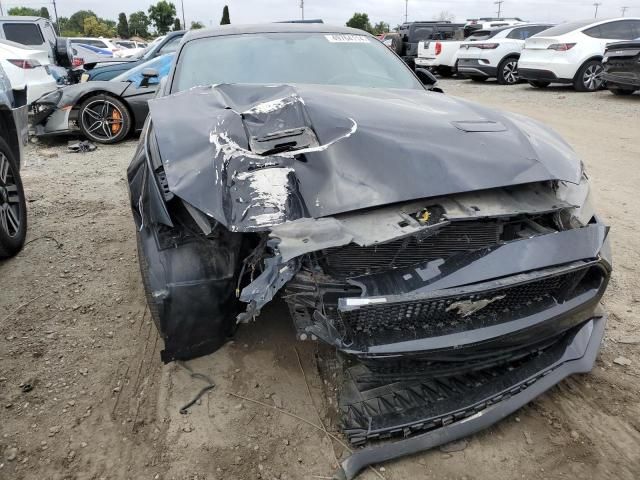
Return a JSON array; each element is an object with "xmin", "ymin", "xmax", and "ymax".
[
  {"xmin": 83, "ymin": 16, "xmax": 116, "ymax": 37},
  {"xmin": 63, "ymin": 10, "xmax": 97, "ymax": 36},
  {"xmin": 8, "ymin": 7, "xmax": 40, "ymax": 16},
  {"xmin": 39, "ymin": 7, "xmax": 50, "ymax": 19},
  {"xmin": 372, "ymin": 21, "xmax": 389, "ymax": 35},
  {"xmin": 346, "ymin": 13, "xmax": 372, "ymax": 33},
  {"xmin": 173, "ymin": 18, "xmax": 182, "ymax": 31},
  {"xmin": 220, "ymin": 5, "xmax": 230, "ymax": 25},
  {"xmin": 129, "ymin": 11, "xmax": 151, "ymax": 38},
  {"xmin": 148, "ymin": 1, "xmax": 177, "ymax": 35},
  {"xmin": 190, "ymin": 21, "xmax": 205, "ymax": 29},
  {"xmin": 117, "ymin": 13, "xmax": 130, "ymax": 38}
]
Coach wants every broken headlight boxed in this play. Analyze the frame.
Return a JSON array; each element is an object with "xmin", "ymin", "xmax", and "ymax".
[{"xmin": 555, "ymin": 164, "xmax": 595, "ymax": 228}]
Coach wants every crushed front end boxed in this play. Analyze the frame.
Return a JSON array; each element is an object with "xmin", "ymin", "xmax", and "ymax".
[{"xmin": 132, "ymin": 83, "xmax": 611, "ymax": 478}]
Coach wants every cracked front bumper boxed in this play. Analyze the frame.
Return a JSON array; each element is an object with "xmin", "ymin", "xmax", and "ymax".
[{"xmin": 336, "ymin": 314, "xmax": 606, "ymax": 479}]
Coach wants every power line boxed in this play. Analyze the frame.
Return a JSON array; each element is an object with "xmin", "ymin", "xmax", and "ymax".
[
  {"xmin": 593, "ymin": 2, "xmax": 601, "ymax": 18},
  {"xmin": 494, "ymin": 0, "xmax": 504, "ymax": 18}
]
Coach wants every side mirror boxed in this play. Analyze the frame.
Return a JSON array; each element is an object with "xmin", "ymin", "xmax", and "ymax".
[
  {"xmin": 415, "ymin": 68, "xmax": 438, "ymax": 86},
  {"xmin": 140, "ymin": 68, "xmax": 159, "ymax": 87}
]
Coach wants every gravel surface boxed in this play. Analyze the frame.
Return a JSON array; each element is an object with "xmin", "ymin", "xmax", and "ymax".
[{"xmin": 1, "ymin": 79, "xmax": 639, "ymax": 480}]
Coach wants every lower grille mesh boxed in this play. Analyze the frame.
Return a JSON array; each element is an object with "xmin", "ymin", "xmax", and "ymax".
[{"xmin": 320, "ymin": 221, "xmax": 501, "ymax": 278}]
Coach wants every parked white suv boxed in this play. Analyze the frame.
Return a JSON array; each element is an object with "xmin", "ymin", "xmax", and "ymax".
[
  {"xmin": 0, "ymin": 40, "xmax": 57, "ymax": 104},
  {"xmin": 457, "ymin": 24, "xmax": 554, "ymax": 84},
  {"xmin": 519, "ymin": 18, "xmax": 640, "ymax": 91}
]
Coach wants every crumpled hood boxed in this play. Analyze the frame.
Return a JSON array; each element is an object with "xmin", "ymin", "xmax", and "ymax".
[{"xmin": 148, "ymin": 83, "xmax": 582, "ymax": 232}]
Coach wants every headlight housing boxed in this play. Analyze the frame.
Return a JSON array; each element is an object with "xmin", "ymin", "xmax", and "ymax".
[{"xmin": 555, "ymin": 164, "xmax": 595, "ymax": 228}]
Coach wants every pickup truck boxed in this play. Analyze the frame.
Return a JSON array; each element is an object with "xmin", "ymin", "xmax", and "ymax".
[
  {"xmin": 415, "ymin": 39, "xmax": 462, "ymax": 76},
  {"xmin": 415, "ymin": 29, "xmax": 494, "ymax": 76}
]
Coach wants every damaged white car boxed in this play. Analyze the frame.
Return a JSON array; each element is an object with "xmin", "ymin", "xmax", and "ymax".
[{"xmin": 127, "ymin": 24, "xmax": 611, "ymax": 479}]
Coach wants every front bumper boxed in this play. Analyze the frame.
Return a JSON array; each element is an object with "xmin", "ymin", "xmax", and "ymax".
[
  {"xmin": 285, "ymin": 221, "xmax": 611, "ymax": 476},
  {"xmin": 457, "ymin": 58, "xmax": 497, "ymax": 78},
  {"xmin": 337, "ymin": 314, "xmax": 606, "ymax": 479}
]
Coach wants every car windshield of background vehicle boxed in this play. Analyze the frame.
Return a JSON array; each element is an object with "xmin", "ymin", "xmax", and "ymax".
[{"xmin": 173, "ymin": 32, "xmax": 423, "ymax": 92}]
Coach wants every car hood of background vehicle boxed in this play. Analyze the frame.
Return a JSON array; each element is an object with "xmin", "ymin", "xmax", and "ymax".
[{"xmin": 148, "ymin": 83, "xmax": 582, "ymax": 232}]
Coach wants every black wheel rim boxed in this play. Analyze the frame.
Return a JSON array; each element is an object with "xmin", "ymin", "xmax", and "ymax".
[
  {"xmin": 0, "ymin": 152, "xmax": 21, "ymax": 238},
  {"xmin": 81, "ymin": 99, "xmax": 124, "ymax": 141}
]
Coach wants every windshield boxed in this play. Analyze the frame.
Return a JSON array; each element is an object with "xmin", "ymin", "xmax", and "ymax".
[{"xmin": 172, "ymin": 32, "xmax": 423, "ymax": 92}]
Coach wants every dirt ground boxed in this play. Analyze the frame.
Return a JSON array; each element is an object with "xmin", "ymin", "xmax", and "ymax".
[{"xmin": 1, "ymin": 80, "xmax": 639, "ymax": 480}]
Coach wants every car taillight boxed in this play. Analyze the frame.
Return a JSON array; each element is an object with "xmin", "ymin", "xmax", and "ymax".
[
  {"xmin": 548, "ymin": 43, "xmax": 576, "ymax": 51},
  {"xmin": 474, "ymin": 43, "xmax": 499, "ymax": 49},
  {"xmin": 7, "ymin": 59, "xmax": 41, "ymax": 69},
  {"xmin": 435, "ymin": 42, "xmax": 442, "ymax": 55},
  {"xmin": 72, "ymin": 57, "xmax": 85, "ymax": 67}
]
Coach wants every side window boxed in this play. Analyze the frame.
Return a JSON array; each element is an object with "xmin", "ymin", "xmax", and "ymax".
[
  {"xmin": 437, "ymin": 27, "xmax": 456, "ymax": 40},
  {"xmin": 411, "ymin": 27, "xmax": 434, "ymax": 42},
  {"xmin": 507, "ymin": 27, "xmax": 527, "ymax": 40},
  {"xmin": 592, "ymin": 21, "xmax": 635, "ymax": 40},
  {"xmin": 2, "ymin": 23, "xmax": 45, "ymax": 45},
  {"xmin": 158, "ymin": 35, "xmax": 183, "ymax": 54}
]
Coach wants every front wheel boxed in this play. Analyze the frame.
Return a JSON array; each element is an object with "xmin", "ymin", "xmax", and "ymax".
[
  {"xmin": 528, "ymin": 80, "xmax": 550, "ymax": 88},
  {"xmin": 0, "ymin": 137, "xmax": 27, "ymax": 259},
  {"xmin": 574, "ymin": 60, "xmax": 604, "ymax": 92},
  {"xmin": 78, "ymin": 94, "xmax": 132, "ymax": 144},
  {"xmin": 497, "ymin": 57, "xmax": 519, "ymax": 85}
]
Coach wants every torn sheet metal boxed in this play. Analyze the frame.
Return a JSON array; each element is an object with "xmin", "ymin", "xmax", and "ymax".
[
  {"xmin": 147, "ymin": 83, "xmax": 582, "ymax": 232},
  {"xmin": 268, "ymin": 183, "xmax": 574, "ymax": 261}
]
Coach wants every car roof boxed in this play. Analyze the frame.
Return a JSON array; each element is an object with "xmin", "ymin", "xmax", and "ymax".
[
  {"xmin": 0, "ymin": 16, "xmax": 45, "ymax": 22},
  {"xmin": 183, "ymin": 23, "xmax": 373, "ymax": 42}
]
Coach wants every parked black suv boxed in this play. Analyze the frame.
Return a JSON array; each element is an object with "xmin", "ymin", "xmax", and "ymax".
[
  {"xmin": 392, "ymin": 21, "xmax": 464, "ymax": 69},
  {"xmin": 603, "ymin": 40, "xmax": 640, "ymax": 95}
]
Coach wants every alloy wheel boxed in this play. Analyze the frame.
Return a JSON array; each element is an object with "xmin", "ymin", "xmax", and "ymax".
[
  {"xmin": 583, "ymin": 64, "xmax": 604, "ymax": 91},
  {"xmin": 503, "ymin": 60, "xmax": 519, "ymax": 84},
  {"xmin": 0, "ymin": 152, "xmax": 21, "ymax": 238},
  {"xmin": 81, "ymin": 99, "xmax": 125, "ymax": 141}
]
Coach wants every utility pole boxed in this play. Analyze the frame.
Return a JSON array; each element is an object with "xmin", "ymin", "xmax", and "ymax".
[
  {"xmin": 405, "ymin": 0, "xmax": 409, "ymax": 23},
  {"xmin": 52, "ymin": 0, "xmax": 60, "ymax": 34},
  {"xmin": 0, "ymin": 1, "xmax": 4, "ymax": 16},
  {"xmin": 621, "ymin": 6, "xmax": 628, "ymax": 16},
  {"xmin": 494, "ymin": 0, "xmax": 504, "ymax": 18},
  {"xmin": 181, "ymin": 0, "xmax": 186, "ymax": 29},
  {"xmin": 300, "ymin": 0, "xmax": 304, "ymax": 20},
  {"xmin": 593, "ymin": 2, "xmax": 601, "ymax": 18}
]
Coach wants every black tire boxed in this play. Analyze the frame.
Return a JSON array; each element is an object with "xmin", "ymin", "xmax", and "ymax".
[
  {"xmin": 438, "ymin": 66, "xmax": 454, "ymax": 78},
  {"xmin": 78, "ymin": 94, "xmax": 132, "ymax": 144},
  {"xmin": 54, "ymin": 38, "xmax": 73, "ymax": 68},
  {"xmin": 574, "ymin": 60, "xmax": 604, "ymax": 92},
  {"xmin": 609, "ymin": 87, "xmax": 636, "ymax": 96},
  {"xmin": 470, "ymin": 76, "xmax": 487, "ymax": 82},
  {"xmin": 528, "ymin": 80, "xmax": 550, "ymax": 88},
  {"xmin": 389, "ymin": 34, "xmax": 403, "ymax": 55},
  {"xmin": 0, "ymin": 137, "xmax": 27, "ymax": 259},
  {"xmin": 497, "ymin": 56, "xmax": 519, "ymax": 85}
]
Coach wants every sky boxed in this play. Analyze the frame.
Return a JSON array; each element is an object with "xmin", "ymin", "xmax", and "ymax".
[{"xmin": 4, "ymin": 0, "xmax": 640, "ymax": 29}]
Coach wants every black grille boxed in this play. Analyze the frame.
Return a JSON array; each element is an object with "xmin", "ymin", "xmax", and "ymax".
[
  {"xmin": 320, "ymin": 221, "xmax": 501, "ymax": 278},
  {"xmin": 336, "ymin": 267, "xmax": 590, "ymax": 348}
]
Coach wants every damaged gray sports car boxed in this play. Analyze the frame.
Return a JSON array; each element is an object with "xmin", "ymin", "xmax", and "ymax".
[{"xmin": 127, "ymin": 24, "xmax": 611, "ymax": 479}]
